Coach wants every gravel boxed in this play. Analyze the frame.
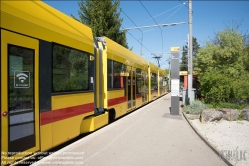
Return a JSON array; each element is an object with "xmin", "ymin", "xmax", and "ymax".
[{"xmin": 190, "ymin": 119, "xmax": 249, "ymax": 166}]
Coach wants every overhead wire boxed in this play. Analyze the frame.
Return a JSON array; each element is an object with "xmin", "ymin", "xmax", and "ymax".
[
  {"xmin": 160, "ymin": 59, "xmax": 170, "ymax": 67},
  {"xmin": 160, "ymin": 4, "xmax": 184, "ymax": 23},
  {"xmin": 139, "ymin": 0, "xmax": 164, "ymax": 66},
  {"xmin": 119, "ymin": 0, "xmax": 188, "ymax": 68},
  {"xmin": 121, "ymin": 25, "xmax": 153, "ymax": 55},
  {"xmin": 122, "ymin": 11, "xmax": 144, "ymax": 51},
  {"xmin": 179, "ymin": 0, "xmax": 193, "ymax": 13},
  {"xmin": 143, "ymin": 3, "xmax": 184, "ymax": 23},
  {"xmin": 120, "ymin": 6, "xmax": 154, "ymax": 56},
  {"xmin": 158, "ymin": 1, "xmax": 188, "ymax": 67},
  {"xmin": 140, "ymin": 1, "xmax": 187, "ymax": 67},
  {"xmin": 159, "ymin": 39, "xmax": 188, "ymax": 67},
  {"xmin": 121, "ymin": 10, "xmax": 140, "ymax": 31}
]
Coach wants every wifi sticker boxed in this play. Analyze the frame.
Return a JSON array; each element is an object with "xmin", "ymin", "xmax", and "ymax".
[{"xmin": 14, "ymin": 71, "xmax": 30, "ymax": 88}]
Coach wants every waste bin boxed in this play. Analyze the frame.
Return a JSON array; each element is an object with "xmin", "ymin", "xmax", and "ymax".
[{"xmin": 182, "ymin": 88, "xmax": 196, "ymax": 105}]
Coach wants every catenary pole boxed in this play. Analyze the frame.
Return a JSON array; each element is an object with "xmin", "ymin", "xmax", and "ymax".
[{"xmin": 188, "ymin": 0, "xmax": 194, "ymax": 102}]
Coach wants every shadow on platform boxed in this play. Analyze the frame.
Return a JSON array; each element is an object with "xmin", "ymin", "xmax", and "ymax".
[{"xmin": 162, "ymin": 112, "xmax": 183, "ymax": 120}]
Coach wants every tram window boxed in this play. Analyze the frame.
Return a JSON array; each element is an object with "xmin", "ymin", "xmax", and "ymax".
[
  {"xmin": 107, "ymin": 59, "xmax": 125, "ymax": 89},
  {"xmin": 159, "ymin": 76, "xmax": 163, "ymax": 93},
  {"xmin": 52, "ymin": 44, "xmax": 91, "ymax": 93},
  {"xmin": 136, "ymin": 68, "xmax": 142, "ymax": 94},
  {"xmin": 113, "ymin": 61, "xmax": 124, "ymax": 88},
  {"xmin": 151, "ymin": 73, "xmax": 158, "ymax": 91},
  {"xmin": 142, "ymin": 72, "xmax": 148, "ymax": 94},
  {"xmin": 107, "ymin": 59, "xmax": 113, "ymax": 89},
  {"xmin": 8, "ymin": 45, "xmax": 34, "ymax": 112}
]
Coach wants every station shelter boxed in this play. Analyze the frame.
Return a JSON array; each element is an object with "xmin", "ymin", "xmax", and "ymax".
[{"xmin": 179, "ymin": 71, "xmax": 200, "ymax": 98}]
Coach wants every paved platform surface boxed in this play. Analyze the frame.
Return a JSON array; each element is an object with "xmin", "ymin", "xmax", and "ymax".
[{"xmin": 33, "ymin": 93, "xmax": 227, "ymax": 166}]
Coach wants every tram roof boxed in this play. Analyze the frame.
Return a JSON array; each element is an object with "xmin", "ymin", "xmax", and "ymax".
[
  {"xmin": 149, "ymin": 62, "xmax": 158, "ymax": 73},
  {"xmin": 1, "ymin": 1, "xmax": 94, "ymax": 53},
  {"xmin": 97, "ymin": 36, "xmax": 148, "ymax": 70}
]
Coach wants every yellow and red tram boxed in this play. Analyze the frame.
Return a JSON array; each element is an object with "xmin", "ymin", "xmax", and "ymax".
[
  {"xmin": 159, "ymin": 68, "xmax": 168, "ymax": 96},
  {"xmin": 0, "ymin": 1, "xmax": 167, "ymax": 165},
  {"xmin": 148, "ymin": 62, "xmax": 159, "ymax": 101}
]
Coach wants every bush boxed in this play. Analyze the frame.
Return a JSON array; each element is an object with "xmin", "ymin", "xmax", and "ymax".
[
  {"xmin": 210, "ymin": 102, "xmax": 249, "ymax": 110},
  {"xmin": 238, "ymin": 110, "xmax": 244, "ymax": 121},
  {"xmin": 183, "ymin": 100, "xmax": 207, "ymax": 115}
]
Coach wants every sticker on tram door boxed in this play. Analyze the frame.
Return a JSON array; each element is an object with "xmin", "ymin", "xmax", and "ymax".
[{"xmin": 14, "ymin": 70, "xmax": 30, "ymax": 88}]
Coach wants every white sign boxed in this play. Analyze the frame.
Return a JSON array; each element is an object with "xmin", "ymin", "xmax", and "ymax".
[
  {"xmin": 14, "ymin": 70, "xmax": 30, "ymax": 88},
  {"xmin": 171, "ymin": 79, "xmax": 179, "ymax": 96}
]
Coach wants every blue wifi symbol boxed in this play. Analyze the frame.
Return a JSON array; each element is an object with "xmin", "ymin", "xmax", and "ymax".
[{"xmin": 16, "ymin": 73, "xmax": 28, "ymax": 83}]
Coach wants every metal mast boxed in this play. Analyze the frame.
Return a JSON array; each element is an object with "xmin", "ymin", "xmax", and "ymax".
[{"xmin": 188, "ymin": 0, "xmax": 194, "ymax": 102}]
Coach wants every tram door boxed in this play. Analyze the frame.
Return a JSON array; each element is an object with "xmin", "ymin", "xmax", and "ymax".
[
  {"xmin": 127, "ymin": 69, "xmax": 132, "ymax": 109},
  {"xmin": 142, "ymin": 71, "xmax": 148, "ymax": 103},
  {"xmin": 127, "ymin": 67, "xmax": 136, "ymax": 110},
  {"xmin": 1, "ymin": 30, "xmax": 40, "ymax": 164},
  {"xmin": 132, "ymin": 70, "xmax": 136, "ymax": 107}
]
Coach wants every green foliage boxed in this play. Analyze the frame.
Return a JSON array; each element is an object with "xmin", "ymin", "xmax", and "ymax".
[
  {"xmin": 183, "ymin": 100, "xmax": 207, "ymax": 115},
  {"xmin": 72, "ymin": 0, "xmax": 128, "ymax": 48},
  {"xmin": 205, "ymin": 104, "xmax": 214, "ymax": 109},
  {"xmin": 208, "ymin": 102, "xmax": 249, "ymax": 110},
  {"xmin": 199, "ymin": 71, "xmax": 231, "ymax": 103},
  {"xmin": 194, "ymin": 26, "xmax": 249, "ymax": 104},
  {"xmin": 238, "ymin": 110, "xmax": 244, "ymax": 121},
  {"xmin": 195, "ymin": 28, "xmax": 247, "ymax": 75},
  {"xmin": 192, "ymin": 37, "xmax": 201, "ymax": 57},
  {"xmin": 52, "ymin": 44, "xmax": 90, "ymax": 92},
  {"xmin": 180, "ymin": 37, "xmax": 200, "ymax": 71},
  {"xmin": 165, "ymin": 69, "xmax": 169, "ymax": 74},
  {"xmin": 180, "ymin": 45, "xmax": 188, "ymax": 71}
]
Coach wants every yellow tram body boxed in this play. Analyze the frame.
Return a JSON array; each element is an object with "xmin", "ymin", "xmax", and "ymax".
[
  {"xmin": 1, "ymin": 1, "xmax": 167, "ymax": 165},
  {"xmin": 103, "ymin": 37, "xmax": 148, "ymax": 113},
  {"xmin": 1, "ymin": 1, "xmax": 94, "ymax": 164},
  {"xmin": 159, "ymin": 69, "xmax": 167, "ymax": 96},
  {"xmin": 148, "ymin": 62, "xmax": 159, "ymax": 101}
]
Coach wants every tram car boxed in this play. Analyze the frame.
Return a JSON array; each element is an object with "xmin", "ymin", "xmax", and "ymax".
[
  {"xmin": 0, "ymin": 1, "xmax": 167, "ymax": 165},
  {"xmin": 159, "ymin": 68, "xmax": 168, "ymax": 96}
]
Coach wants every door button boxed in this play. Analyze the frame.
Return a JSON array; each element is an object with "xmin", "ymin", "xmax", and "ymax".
[{"xmin": 2, "ymin": 111, "xmax": 8, "ymax": 116}]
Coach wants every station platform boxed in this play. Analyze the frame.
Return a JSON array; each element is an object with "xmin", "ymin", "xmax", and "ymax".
[{"xmin": 32, "ymin": 93, "xmax": 226, "ymax": 166}]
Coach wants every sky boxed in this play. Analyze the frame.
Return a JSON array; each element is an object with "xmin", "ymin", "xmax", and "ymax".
[{"xmin": 44, "ymin": 0, "xmax": 249, "ymax": 70}]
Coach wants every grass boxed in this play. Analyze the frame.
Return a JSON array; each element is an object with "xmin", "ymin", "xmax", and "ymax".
[
  {"xmin": 183, "ymin": 100, "xmax": 207, "ymax": 115},
  {"xmin": 207, "ymin": 102, "xmax": 249, "ymax": 110}
]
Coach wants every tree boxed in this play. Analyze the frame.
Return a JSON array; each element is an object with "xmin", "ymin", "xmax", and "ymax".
[
  {"xmin": 195, "ymin": 28, "xmax": 247, "ymax": 76},
  {"xmin": 194, "ymin": 26, "xmax": 249, "ymax": 104},
  {"xmin": 180, "ymin": 37, "xmax": 200, "ymax": 71},
  {"xmin": 244, "ymin": 44, "xmax": 249, "ymax": 71},
  {"xmin": 192, "ymin": 37, "xmax": 200, "ymax": 57},
  {"xmin": 165, "ymin": 69, "xmax": 169, "ymax": 75},
  {"xmin": 180, "ymin": 45, "xmax": 188, "ymax": 71},
  {"xmin": 72, "ymin": 0, "xmax": 128, "ymax": 48}
]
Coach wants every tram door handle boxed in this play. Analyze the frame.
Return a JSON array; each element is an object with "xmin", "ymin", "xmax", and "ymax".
[{"xmin": 2, "ymin": 111, "xmax": 8, "ymax": 116}]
